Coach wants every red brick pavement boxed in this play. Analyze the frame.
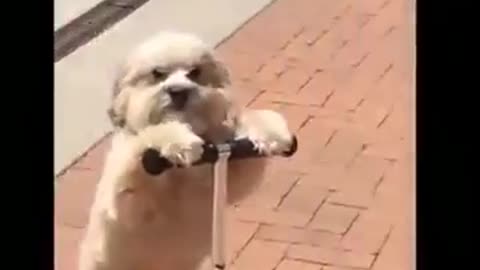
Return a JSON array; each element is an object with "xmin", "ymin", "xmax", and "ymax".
[{"xmin": 55, "ymin": 0, "xmax": 414, "ymax": 269}]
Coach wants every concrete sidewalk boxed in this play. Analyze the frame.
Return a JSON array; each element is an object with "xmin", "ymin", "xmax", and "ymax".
[
  {"xmin": 55, "ymin": 0, "xmax": 104, "ymax": 30},
  {"xmin": 55, "ymin": 0, "xmax": 415, "ymax": 269}
]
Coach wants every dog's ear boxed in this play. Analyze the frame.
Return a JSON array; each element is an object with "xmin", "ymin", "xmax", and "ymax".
[
  {"xmin": 107, "ymin": 104, "xmax": 126, "ymax": 128},
  {"xmin": 203, "ymin": 54, "xmax": 231, "ymax": 88},
  {"xmin": 212, "ymin": 58, "xmax": 231, "ymax": 88},
  {"xmin": 107, "ymin": 68, "xmax": 128, "ymax": 128}
]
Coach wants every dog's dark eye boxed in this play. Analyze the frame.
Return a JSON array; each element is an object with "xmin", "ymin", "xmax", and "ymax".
[
  {"xmin": 152, "ymin": 69, "xmax": 168, "ymax": 81},
  {"xmin": 187, "ymin": 67, "xmax": 202, "ymax": 81}
]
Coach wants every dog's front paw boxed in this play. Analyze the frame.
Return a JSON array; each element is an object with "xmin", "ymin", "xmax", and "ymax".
[
  {"xmin": 252, "ymin": 134, "xmax": 297, "ymax": 157},
  {"xmin": 249, "ymin": 131, "xmax": 296, "ymax": 157},
  {"xmin": 160, "ymin": 137, "xmax": 204, "ymax": 167},
  {"xmin": 236, "ymin": 110, "xmax": 297, "ymax": 156},
  {"xmin": 138, "ymin": 122, "xmax": 204, "ymax": 167}
]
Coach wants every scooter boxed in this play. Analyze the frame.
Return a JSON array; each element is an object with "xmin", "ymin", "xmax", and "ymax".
[{"xmin": 141, "ymin": 137, "xmax": 298, "ymax": 270}]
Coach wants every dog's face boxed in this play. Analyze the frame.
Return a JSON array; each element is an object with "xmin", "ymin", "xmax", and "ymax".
[{"xmin": 108, "ymin": 32, "xmax": 232, "ymax": 135}]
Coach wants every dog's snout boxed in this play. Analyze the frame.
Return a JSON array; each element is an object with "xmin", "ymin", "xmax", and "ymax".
[{"xmin": 166, "ymin": 86, "xmax": 193, "ymax": 109}]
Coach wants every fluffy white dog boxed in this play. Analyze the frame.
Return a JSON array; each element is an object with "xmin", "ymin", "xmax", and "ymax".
[{"xmin": 79, "ymin": 31, "xmax": 295, "ymax": 270}]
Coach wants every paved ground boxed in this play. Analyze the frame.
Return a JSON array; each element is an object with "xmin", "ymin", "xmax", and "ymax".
[{"xmin": 55, "ymin": 0, "xmax": 414, "ymax": 269}]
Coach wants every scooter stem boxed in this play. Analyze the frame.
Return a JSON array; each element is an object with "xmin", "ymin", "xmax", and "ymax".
[{"xmin": 212, "ymin": 143, "xmax": 231, "ymax": 270}]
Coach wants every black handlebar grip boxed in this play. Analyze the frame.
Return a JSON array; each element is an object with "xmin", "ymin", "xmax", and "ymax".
[
  {"xmin": 142, "ymin": 148, "xmax": 174, "ymax": 175},
  {"xmin": 141, "ymin": 136, "xmax": 298, "ymax": 175},
  {"xmin": 282, "ymin": 136, "xmax": 297, "ymax": 157}
]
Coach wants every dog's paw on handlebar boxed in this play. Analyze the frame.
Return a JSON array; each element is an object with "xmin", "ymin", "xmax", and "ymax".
[
  {"xmin": 282, "ymin": 136, "xmax": 298, "ymax": 157},
  {"xmin": 250, "ymin": 135, "xmax": 298, "ymax": 158},
  {"xmin": 141, "ymin": 136, "xmax": 298, "ymax": 175},
  {"xmin": 142, "ymin": 149, "xmax": 172, "ymax": 175}
]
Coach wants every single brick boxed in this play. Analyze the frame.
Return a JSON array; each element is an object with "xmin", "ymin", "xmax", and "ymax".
[
  {"xmin": 341, "ymin": 211, "xmax": 392, "ymax": 254},
  {"xmin": 276, "ymin": 259, "xmax": 322, "ymax": 270},
  {"xmin": 256, "ymin": 224, "xmax": 341, "ymax": 248},
  {"xmin": 232, "ymin": 206, "xmax": 312, "ymax": 228},
  {"xmin": 309, "ymin": 204, "xmax": 359, "ymax": 234},
  {"xmin": 227, "ymin": 221, "xmax": 260, "ymax": 262},
  {"xmin": 278, "ymin": 181, "xmax": 329, "ymax": 214},
  {"xmin": 371, "ymin": 227, "xmax": 412, "ymax": 270},
  {"xmin": 240, "ymin": 171, "xmax": 300, "ymax": 210},
  {"xmin": 55, "ymin": 168, "xmax": 100, "ymax": 228},
  {"xmin": 55, "ymin": 224, "xmax": 84, "ymax": 270},
  {"xmin": 232, "ymin": 240, "xmax": 288, "ymax": 270},
  {"xmin": 288, "ymin": 244, "xmax": 375, "ymax": 269}
]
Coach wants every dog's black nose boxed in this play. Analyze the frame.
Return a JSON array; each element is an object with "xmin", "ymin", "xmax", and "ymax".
[{"xmin": 166, "ymin": 86, "xmax": 193, "ymax": 109}]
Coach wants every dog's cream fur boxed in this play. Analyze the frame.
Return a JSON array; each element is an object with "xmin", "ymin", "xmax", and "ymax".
[{"xmin": 79, "ymin": 31, "xmax": 294, "ymax": 270}]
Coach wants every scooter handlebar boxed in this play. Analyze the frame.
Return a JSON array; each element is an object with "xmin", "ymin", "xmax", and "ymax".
[{"xmin": 142, "ymin": 136, "xmax": 298, "ymax": 175}]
